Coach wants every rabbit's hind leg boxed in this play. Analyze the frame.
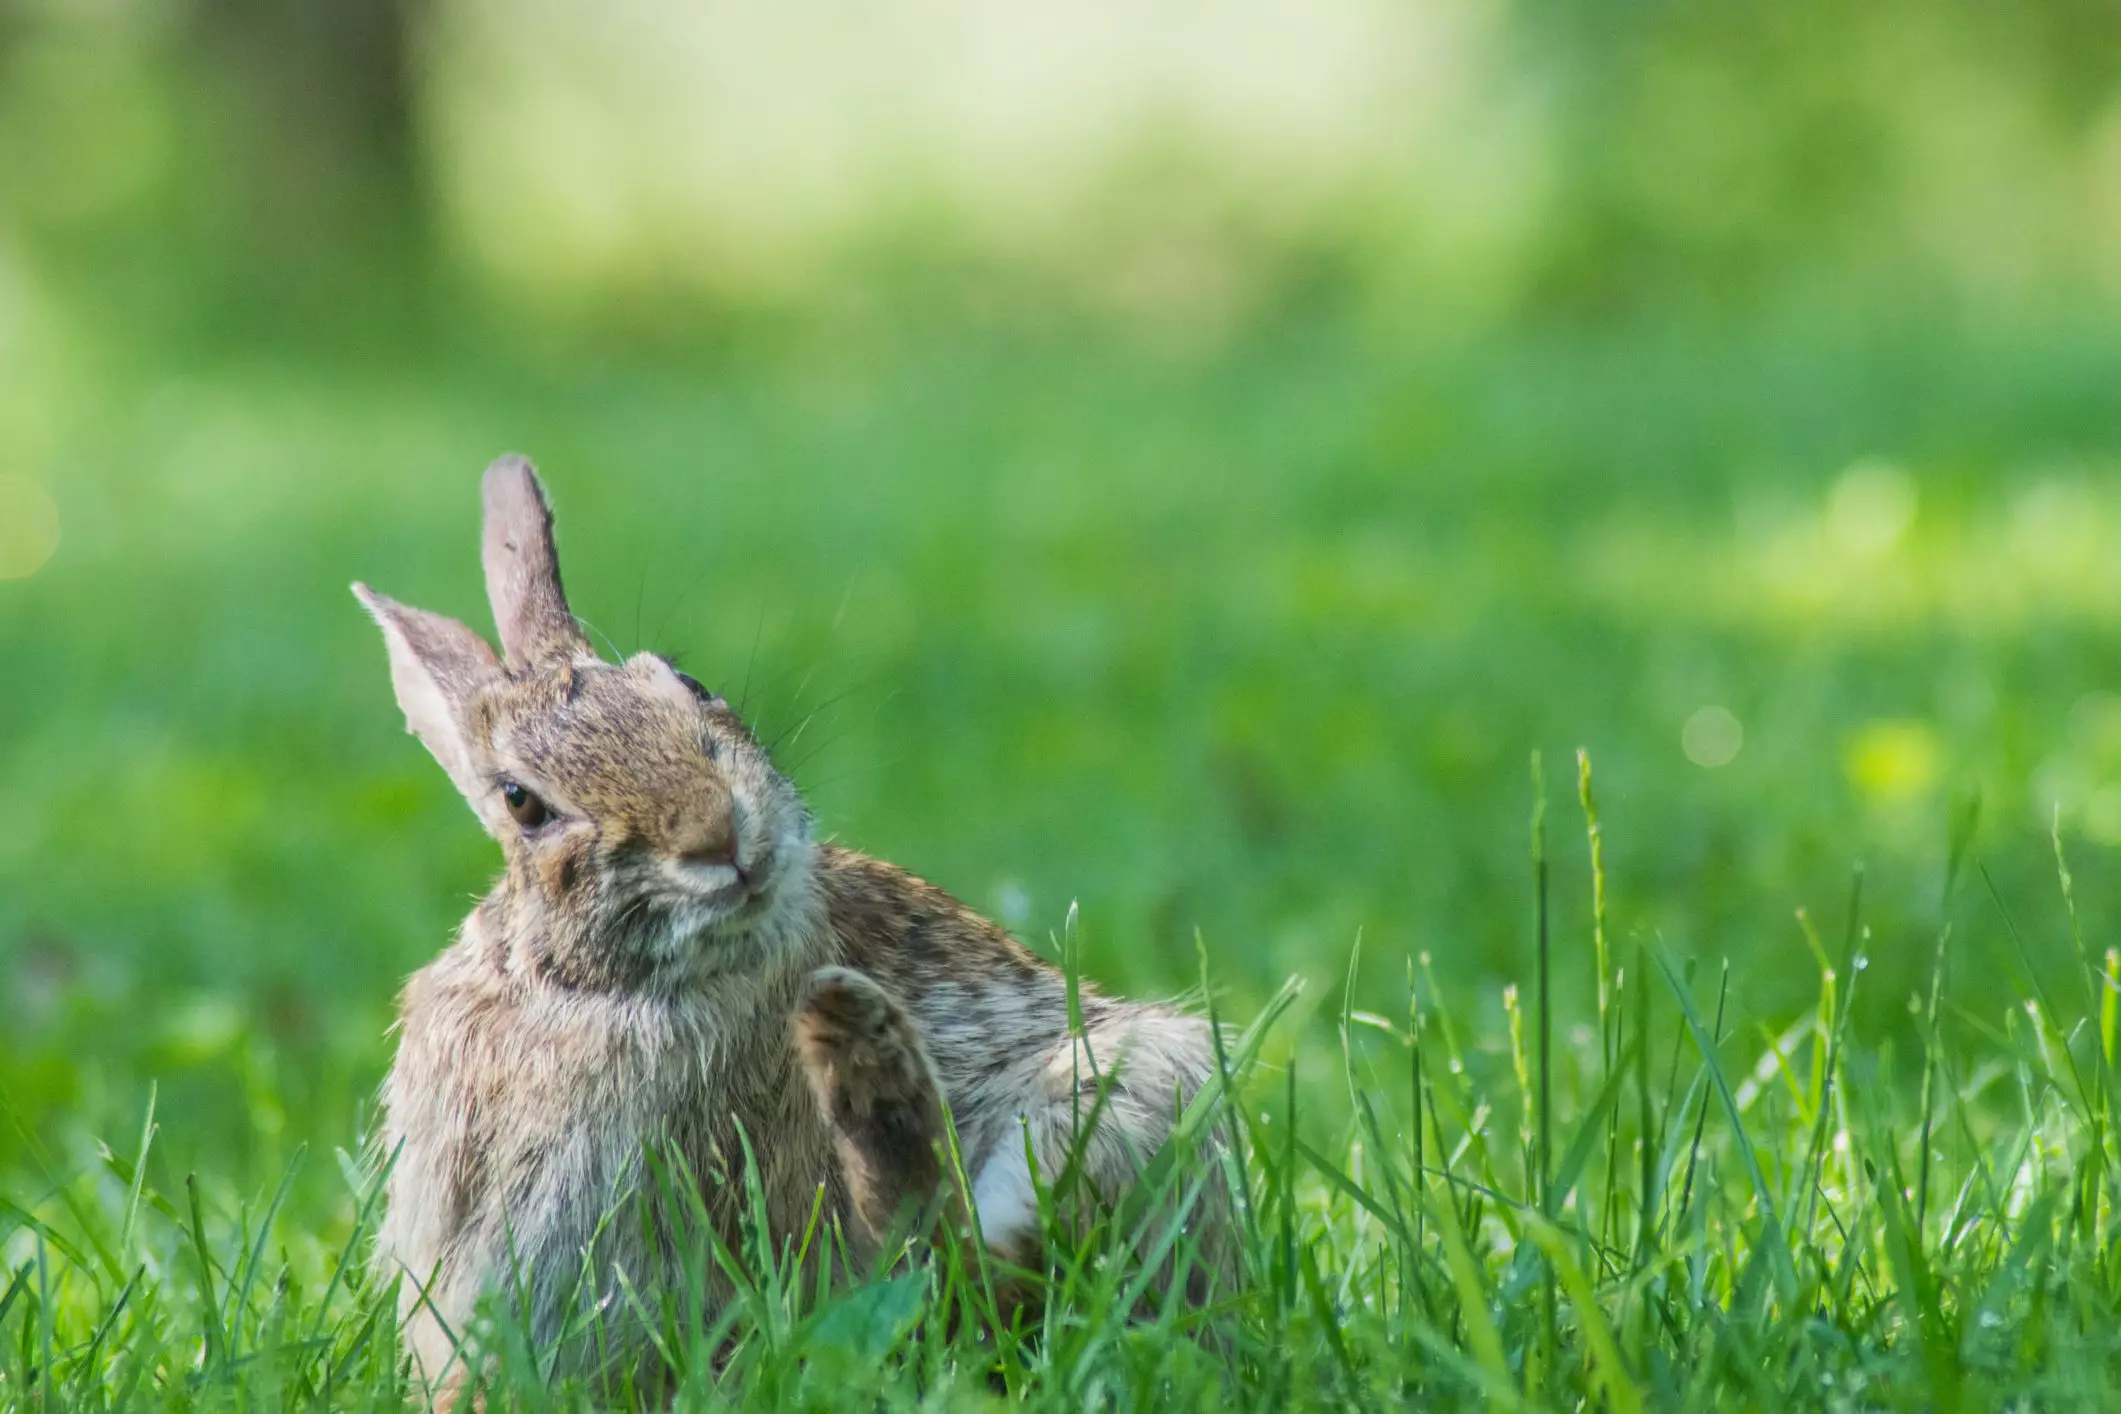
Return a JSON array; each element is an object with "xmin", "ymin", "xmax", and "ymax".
[{"xmin": 967, "ymin": 1011, "xmax": 1224, "ymax": 1296}]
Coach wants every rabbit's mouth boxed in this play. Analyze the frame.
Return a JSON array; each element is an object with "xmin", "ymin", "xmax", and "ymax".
[
  {"xmin": 663, "ymin": 842, "xmax": 774, "ymax": 899},
  {"xmin": 652, "ymin": 844, "xmax": 782, "ymax": 932}
]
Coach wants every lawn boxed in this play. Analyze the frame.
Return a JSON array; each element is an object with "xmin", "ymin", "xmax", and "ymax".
[{"xmin": 7, "ymin": 294, "xmax": 2121, "ymax": 1407}]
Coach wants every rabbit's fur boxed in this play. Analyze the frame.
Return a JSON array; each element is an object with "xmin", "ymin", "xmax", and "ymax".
[{"xmin": 357, "ymin": 458, "xmax": 1218, "ymax": 1389}]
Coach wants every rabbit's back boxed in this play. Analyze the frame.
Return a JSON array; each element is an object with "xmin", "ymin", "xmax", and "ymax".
[{"xmin": 817, "ymin": 846, "xmax": 1217, "ymax": 1253}]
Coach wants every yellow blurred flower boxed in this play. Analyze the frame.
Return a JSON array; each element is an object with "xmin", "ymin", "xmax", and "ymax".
[{"xmin": 1845, "ymin": 719, "xmax": 1941, "ymax": 803}]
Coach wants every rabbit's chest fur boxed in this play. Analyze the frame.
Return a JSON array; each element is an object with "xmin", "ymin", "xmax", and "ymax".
[{"xmin": 376, "ymin": 915, "xmax": 839, "ymax": 1368}]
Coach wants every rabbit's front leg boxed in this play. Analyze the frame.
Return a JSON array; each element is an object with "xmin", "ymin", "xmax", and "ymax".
[{"xmin": 794, "ymin": 966, "xmax": 958, "ymax": 1253}]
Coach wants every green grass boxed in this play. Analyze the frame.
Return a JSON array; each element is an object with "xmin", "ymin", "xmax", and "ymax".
[
  {"xmin": 9, "ymin": 751, "xmax": 2121, "ymax": 1409},
  {"xmin": 9, "ymin": 299, "xmax": 2121, "ymax": 1406}
]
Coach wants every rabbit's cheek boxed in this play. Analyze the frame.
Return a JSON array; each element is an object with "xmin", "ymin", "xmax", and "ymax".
[{"xmin": 540, "ymin": 838, "xmax": 590, "ymax": 898}]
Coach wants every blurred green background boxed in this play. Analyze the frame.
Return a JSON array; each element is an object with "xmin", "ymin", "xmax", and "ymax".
[{"xmin": 5, "ymin": 0, "xmax": 2121, "ymax": 1199}]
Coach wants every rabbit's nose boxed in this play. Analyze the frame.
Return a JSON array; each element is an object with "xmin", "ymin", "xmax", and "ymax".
[{"xmin": 672, "ymin": 802, "xmax": 739, "ymax": 869}]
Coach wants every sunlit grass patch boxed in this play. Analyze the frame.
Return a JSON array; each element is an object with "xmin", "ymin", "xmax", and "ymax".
[{"xmin": 1580, "ymin": 465, "xmax": 2121, "ymax": 633}]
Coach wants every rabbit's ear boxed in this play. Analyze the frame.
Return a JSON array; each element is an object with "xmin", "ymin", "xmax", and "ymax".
[
  {"xmin": 481, "ymin": 455, "xmax": 592, "ymax": 671},
  {"xmin": 354, "ymin": 584, "xmax": 504, "ymax": 821}
]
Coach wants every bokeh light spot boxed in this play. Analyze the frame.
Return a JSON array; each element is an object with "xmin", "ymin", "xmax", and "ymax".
[
  {"xmin": 2083, "ymin": 784, "xmax": 2121, "ymax": 845},
  {"xmin": 2070, "ymin": 691, "xmax": 2121, "ymax": 751},
  {"xmin": 1827, "ymin": 458, "xmax": 1916, "ymax": 557},
  {"xmin": 1682, "ymin": 706, "xmax": 1744, "ymax": 767},
  {"xmin": 0, "ymin": 474, "xmax": 60, "ymax": 579}
]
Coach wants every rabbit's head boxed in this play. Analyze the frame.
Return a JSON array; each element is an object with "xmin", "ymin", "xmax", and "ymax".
[{"xmin": 355, "ymin": 457, "xmax": 816, "ymax": 991}]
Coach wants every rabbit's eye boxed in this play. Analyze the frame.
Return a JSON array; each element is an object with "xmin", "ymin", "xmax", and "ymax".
[
  {"xmin": 676, "ymin": 671, "xmax": 722, "ymax": 707},
  {"xmin": 501, "ymin": 781, "xmax": 551, "ymax": 830}
]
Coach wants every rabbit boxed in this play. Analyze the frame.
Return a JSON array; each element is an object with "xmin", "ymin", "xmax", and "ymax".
[{"xmin": 355, "ymin": 456, "xmax": 1223, "ymax": 1393}]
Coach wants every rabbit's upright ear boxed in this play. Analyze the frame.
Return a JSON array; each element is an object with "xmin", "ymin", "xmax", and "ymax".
[
  {"xmin": 354, "ymin": 584, "xmax": 505, "ymax": 822},
  {"xmin": 481, "ymin": 455, "xmax": 592, "ymax": 671}
]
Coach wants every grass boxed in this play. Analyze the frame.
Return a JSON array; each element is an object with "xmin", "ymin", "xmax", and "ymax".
[
  {"xmin": 9, "ymin": 750, "xmax": 2121, "ymax": 1408},
  {"xmin": 9, "ymin": 295, "xmax": 2121, "ymax": 1407}
]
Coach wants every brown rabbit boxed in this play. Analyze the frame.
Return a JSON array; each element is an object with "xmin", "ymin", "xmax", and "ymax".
[{"xmin": 356, "ymin": 457, "xmax": 1220, "ymax": 1392}]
